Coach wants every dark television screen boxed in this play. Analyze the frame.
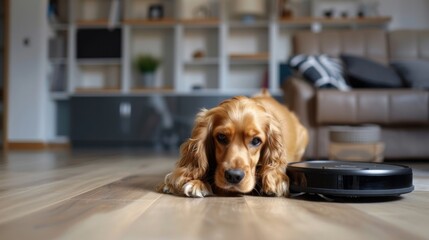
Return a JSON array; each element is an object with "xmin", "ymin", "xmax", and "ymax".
[{"xmin": 76, "ymin": 29, "xmax": 122, "ymax": 59}]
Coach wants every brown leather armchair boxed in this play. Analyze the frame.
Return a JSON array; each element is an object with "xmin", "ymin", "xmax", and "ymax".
[{"xmin": 283, "ymin": 29, "xmax": 429, "ymax": 160}]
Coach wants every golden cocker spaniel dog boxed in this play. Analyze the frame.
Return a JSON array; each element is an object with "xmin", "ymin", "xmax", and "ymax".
[{"xmin": 160, "ymin": 91, "xmax": 308, "ymax": 197}]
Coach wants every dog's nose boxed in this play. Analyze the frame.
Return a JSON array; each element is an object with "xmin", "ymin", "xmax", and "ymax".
[{"xmin": 225, "ymin": 169, "xmax": 245, "ymax": 184}]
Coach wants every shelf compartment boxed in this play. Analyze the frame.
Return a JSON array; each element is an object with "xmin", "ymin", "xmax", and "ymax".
[
  {"xmin": 226, "ymin": 0, "xmax": 272, "ymax": 22},
  {"xmin": 227, "ymin": 28, "xmax": 269, "ymax": 60},
  {"xmin": 183, "ymin": 65, "xmax": 219, "ymax": 91},
  {"xmin": 227, "ymin": 65, "xmax": 267, "ymax": 90},
  {"xmin": 75, "ymin": 0, "xmax": 111, "ymax": 24},
  {"xmin": 76, "ymin": 65, "xmax": 121, "ymax": 91},
  {"xmin": 130, "ymin": 28, "xmax": 175, "ymax": 89},
  {"xmin": 178, "ymin": 0, "xmax": 220, "ymax": 20},
  {"xmin": 124, "ymin": 0, "xmax": 176, "ymax": 21},
  {"xmin": 183, "ymin": 28, "xmax": 219, "ymax": 62}
]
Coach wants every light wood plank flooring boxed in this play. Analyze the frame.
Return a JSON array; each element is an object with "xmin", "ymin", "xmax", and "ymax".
[{"xmin": 0, "ymin": 150, "xmax": 428, "ymax": 240}]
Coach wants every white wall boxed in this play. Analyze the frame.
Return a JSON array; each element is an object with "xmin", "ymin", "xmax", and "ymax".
[
  {"xmin": 379, "ymin": 0, "xmax": 429, "ymax": 30},
  {"xmin": 8, "ymin": 0, "xmax": 49, "ymax": 142}
]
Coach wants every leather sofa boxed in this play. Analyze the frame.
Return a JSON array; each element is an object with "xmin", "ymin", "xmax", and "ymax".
[{"xmin": 283, "ymin": 29, "xmax": 429, "ymax": 160}]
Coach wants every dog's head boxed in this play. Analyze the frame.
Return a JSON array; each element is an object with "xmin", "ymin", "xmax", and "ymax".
[{"xmin": 176, "ymin": 96, "xmax": 285, "ymax": 194}]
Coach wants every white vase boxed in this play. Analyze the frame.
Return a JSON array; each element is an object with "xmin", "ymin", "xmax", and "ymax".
[{"xmin": 142, "ymin": 72, "xmax": 156, "ymax": 88}]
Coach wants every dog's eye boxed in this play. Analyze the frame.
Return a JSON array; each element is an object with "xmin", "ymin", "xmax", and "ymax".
[
  {"xmin": 216, "ymin": 134, "xmax": 228, "ymax": 145},
  {"xmin": 250, "ymin": 137, "xmax": 262, "ymax": 147}
]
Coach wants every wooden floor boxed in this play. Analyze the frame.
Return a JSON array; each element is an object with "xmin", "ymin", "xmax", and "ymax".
[{"xmin": 0, "ymin": 150, "xmax": 428, "ymax": 240}]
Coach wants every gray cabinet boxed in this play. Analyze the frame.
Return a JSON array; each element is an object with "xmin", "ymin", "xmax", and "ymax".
[
  {"xmin": 70, "ymin": 96, "xmax": 177, "ymax": 147},
  {"xmin": 70, "ymin": 95, "xmax": 246, "ymax": 149}
]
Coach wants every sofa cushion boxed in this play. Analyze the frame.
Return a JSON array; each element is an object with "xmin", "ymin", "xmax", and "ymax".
[
  {"xmin": 341, "ymin": 54, "xmax": 404, "ymax": 88},
  {"xmin": 316, "ymin": 90, "xmax": 429, "ymax": 125},
  {"xmin": 293, "ymin": 30, "xmax": 388, "ymax": 64},
  {"xmin": 389, "ymin": 30, "xmax": 429, "ymax": 61},
  {"xmin": 390, "ymin": 60, "xmax": 429, "ymax": 89},
  {"xmin": 288, "ymin": 54, "xmax": 350, "ymax": 91}
]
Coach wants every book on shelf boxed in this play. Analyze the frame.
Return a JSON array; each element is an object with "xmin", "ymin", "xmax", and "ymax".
[
  {"xmin": 48, "ymin": 34, "xmax": 67, "ymax": 58},
  {"xmin": 47, "ymin": 0, "xmax": 68, "ymax": 24},
  {"xmin": 49, "ymin": 64, "xmax": 67, "ymax": 92}
]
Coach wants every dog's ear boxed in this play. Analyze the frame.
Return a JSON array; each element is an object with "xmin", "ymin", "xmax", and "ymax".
[
  {"xmin": 258, "ymin": 114, "xmax": 291, "ymax": 196},
  {"xmin": 176, "ymin": 109, "xmax": 215, "ymax": 180},
  {"xmin": 260, "ymin": 114, "xmax": 287, "ymax": 170}
]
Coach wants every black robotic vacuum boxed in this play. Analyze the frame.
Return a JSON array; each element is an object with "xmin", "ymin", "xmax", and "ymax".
[{"xmin": 287, "ymin": 160, "xmax": 414, "ymax": 197}]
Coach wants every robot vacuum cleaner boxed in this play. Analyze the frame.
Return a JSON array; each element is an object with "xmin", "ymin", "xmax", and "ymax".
[{"xmin": 287, "ymin": 160, "xmax": 414, "ymax": 197}]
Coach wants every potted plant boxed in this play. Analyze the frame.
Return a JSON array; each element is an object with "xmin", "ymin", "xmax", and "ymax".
[{"xmin": 135, "ymin": 54, "xmax": 160, "ymax": 88}]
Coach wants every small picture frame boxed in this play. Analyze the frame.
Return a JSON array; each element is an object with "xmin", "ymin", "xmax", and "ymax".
[{"xmin": 148, "ymin": 4, "xmax": 164, "ymax": 19}]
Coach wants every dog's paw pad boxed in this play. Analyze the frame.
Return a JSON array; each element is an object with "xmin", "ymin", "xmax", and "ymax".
[{"xmin": 183, "ymin": 180, "xmax": 213, "ymax": 198}]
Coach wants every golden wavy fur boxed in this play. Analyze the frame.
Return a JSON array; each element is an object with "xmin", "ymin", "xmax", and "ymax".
[{"xmin": 159, "ymin": 91, "xmax": 308, "ymax": 197}]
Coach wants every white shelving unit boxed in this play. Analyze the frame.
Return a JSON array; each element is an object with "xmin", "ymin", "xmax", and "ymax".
[
  {"xmin": 180, "ymin": 21, "xmax": 220, "ymax": 91},
  {"xmin": 48, "ymin": 0, "xmax": 283, "ymax": 96}
]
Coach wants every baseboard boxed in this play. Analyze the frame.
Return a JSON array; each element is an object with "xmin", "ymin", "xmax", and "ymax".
[
  {"xmin": 47, "ymin": 142, "xmax": 71, "ymax": 149},
  {"xmin": 7, "ymin": 142, "xmax": 70, "ymax": 150}
]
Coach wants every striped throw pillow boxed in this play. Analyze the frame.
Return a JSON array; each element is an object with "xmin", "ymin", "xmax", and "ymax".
[{"xmin": 288, "ymin": 54, "xmax": 350, "ymax": 91}]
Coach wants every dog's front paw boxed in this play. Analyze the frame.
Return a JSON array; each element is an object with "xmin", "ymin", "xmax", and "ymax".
[
  {"xmin": 183, "ymin": 180, "xmax": 213, "ymax": 198},
  {"xmin": 262, "ymin": 174, "xmax": 289, "ymax": 197}
]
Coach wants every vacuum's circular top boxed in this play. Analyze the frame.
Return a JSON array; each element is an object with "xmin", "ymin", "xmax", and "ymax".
[
  {"xmin": 287, "ymin": 160, "xmax": 414, "ymax": 197},
  {"xmin": 288, "ymin": 160, "xmax": 410, "ymax": 175}
]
